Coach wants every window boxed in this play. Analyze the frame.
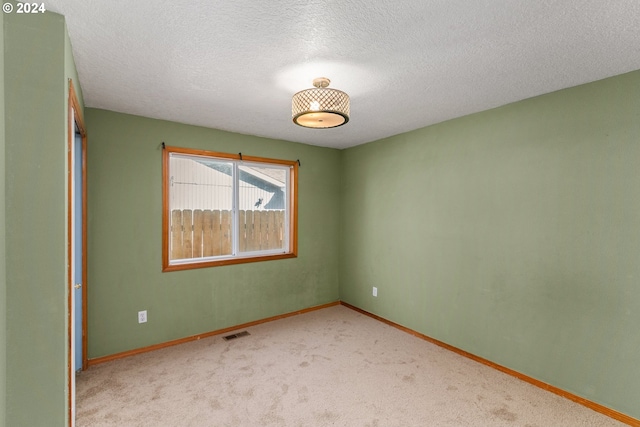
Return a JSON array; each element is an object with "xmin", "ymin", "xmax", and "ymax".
[{"xmin": 162, "ymin": 146, "xmax": 297, "ymax": 271}]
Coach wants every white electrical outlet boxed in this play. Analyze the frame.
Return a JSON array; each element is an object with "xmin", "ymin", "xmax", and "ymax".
[
  {"xmin": 138, "ymin": 310, "xmax": 147, "ymax": 324},
  {"xmin": 372, "ymin": 287, "xmax": 378, "ymax": 297}
]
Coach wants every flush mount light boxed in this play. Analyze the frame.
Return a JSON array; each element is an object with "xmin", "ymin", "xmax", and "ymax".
[{"xmin": 292, "ymin": 77, "xmax": 350, "ymax": 128}]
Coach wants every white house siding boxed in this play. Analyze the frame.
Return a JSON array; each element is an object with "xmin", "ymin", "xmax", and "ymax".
[{"xmin": 170, "ymin": 157, "xmax": 284, "ymax": 211}]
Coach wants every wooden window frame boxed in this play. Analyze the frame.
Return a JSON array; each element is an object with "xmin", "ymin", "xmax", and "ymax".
[{"xmin": 162, "ymin": 146, "xmax": 298, "ymax": 271}]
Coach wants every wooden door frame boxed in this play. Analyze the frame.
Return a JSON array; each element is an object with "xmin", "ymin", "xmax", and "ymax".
[{"xmin": 67, "ymin": 79, "xmax": 88, "ymax": 425}]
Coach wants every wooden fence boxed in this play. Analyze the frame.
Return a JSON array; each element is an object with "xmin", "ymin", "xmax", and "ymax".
[{"xmin": 170, "ymin": 209, "xmax": 285, "ymax": 260}]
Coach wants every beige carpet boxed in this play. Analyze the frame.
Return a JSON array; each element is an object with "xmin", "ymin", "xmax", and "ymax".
[{"xmin": 77, "ymin": 305, "xmax": 626, "ymax": 426}]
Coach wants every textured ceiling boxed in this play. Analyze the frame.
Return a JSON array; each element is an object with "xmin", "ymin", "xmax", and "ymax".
[{"xmin": 46, "ymin": 0, "xmax": 640, "ymax": 149}]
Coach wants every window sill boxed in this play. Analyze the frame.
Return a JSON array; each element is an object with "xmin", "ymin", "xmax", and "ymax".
[{"xmin": 162, "ymin": 252, "xmax": 297, "ymax": 272}]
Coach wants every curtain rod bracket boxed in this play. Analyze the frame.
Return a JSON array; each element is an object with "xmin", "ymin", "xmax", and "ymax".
[
  {"xmin": 297, "ymin": 159, "xmax": 301, "ymax": 167},
  {"xmin": 162, "ymin": 142, "xmax": 165, "ymax": 149},
  {"xmin": 239, "ymin": 152, "xmax": 243, "ymax": 161}
]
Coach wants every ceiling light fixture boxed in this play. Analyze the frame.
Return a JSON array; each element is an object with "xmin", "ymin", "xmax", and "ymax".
[{"xmin": 292, "ymin": 77, "xmax": 350, "ymax": 129}]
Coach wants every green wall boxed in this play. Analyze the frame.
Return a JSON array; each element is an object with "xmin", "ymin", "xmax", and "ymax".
[
  {"xmin": 3, "ymin": 9, "xmax": 82, "ymax": 426},
  {"xmin": 340, "ymin": 70, "xmax": 640, "ymax": 418},
  {"xmin": 85, "ymin": 109, "xmax": 341, "ymax": 358},
  {"xmin": 0, "ymin": 11, "xmax": 6, "ymax": 427},
  {"xmin": 65, "ymin": 21, "xmax": 84, "ymax": 119}
]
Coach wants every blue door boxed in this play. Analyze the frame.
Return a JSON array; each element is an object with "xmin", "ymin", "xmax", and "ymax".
[{"xmin": 73, "ymin": 129, "xmax": 83, "ymax": 371}]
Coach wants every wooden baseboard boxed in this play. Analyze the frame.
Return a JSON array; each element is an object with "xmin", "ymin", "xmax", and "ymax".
[
  {"xmin": 88, "ymin": 301, "xmax": 340, "ymax": 366},
  {"xmin": 339, "ymin": 301, "xmax": 639, "ymax": 427}
]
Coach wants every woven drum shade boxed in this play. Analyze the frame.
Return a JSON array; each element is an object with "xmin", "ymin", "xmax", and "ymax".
[{"xmin": 292, "ymin": 78, "xmax": 350, "ymax": 128}]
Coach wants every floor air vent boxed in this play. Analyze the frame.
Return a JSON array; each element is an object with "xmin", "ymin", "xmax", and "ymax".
[{"xmin": 223, "ymin": 331, "xmax": 250, "ymax": 341}]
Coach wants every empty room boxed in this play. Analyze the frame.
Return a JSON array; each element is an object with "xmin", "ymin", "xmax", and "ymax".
[{"xmin": 1, "ymin": 1, "xmax": 639, "ymax": 426}]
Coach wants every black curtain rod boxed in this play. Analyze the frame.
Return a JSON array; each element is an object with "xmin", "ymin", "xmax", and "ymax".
[{"xmin": 162, "ymin": 143, "xmax": 300, "ymax": 166}]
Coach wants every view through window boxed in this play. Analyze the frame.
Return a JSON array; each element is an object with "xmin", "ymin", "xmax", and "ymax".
[{"xmin": 162, "ymin": 146, "xmax": 297, "ymax": 271}]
